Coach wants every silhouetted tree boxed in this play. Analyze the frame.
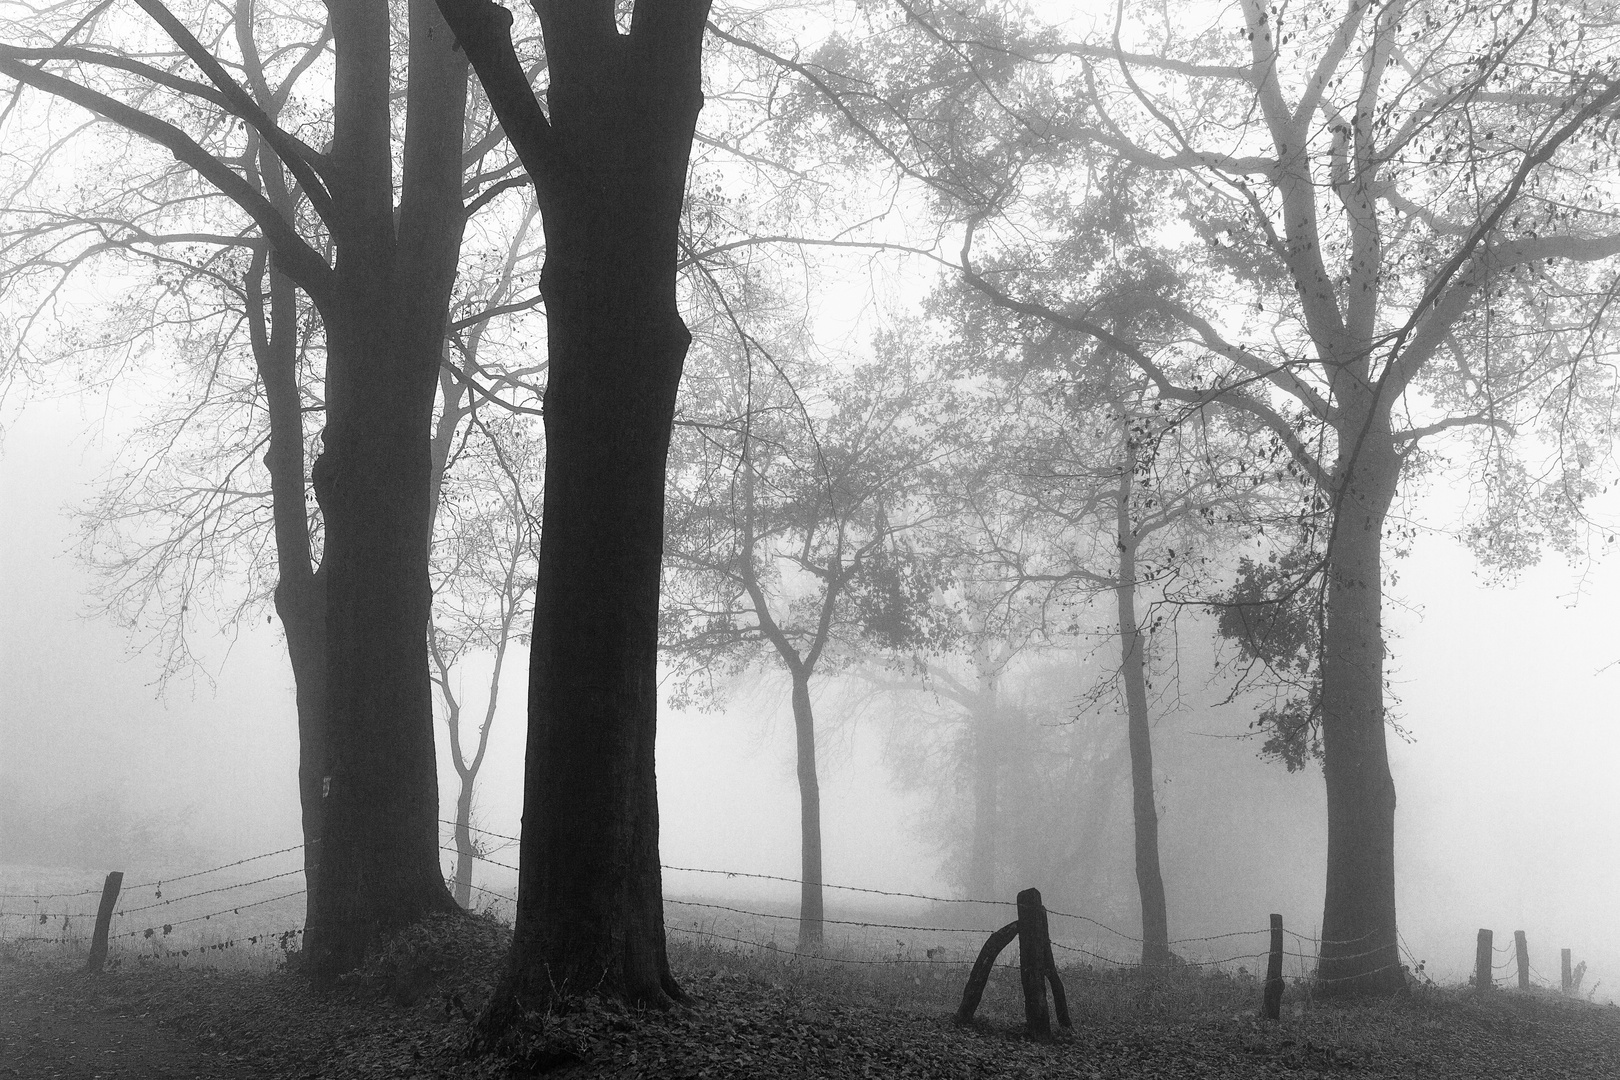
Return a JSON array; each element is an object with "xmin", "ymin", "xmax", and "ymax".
[{"xmin": 436, "ymin": 0, "xmax": 710, "ymax": 1013}]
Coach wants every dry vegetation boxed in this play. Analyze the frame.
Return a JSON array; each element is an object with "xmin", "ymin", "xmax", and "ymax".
[{"xmin": 3, "ymin": 911, "xmax": 1619, "ymax": 1078}]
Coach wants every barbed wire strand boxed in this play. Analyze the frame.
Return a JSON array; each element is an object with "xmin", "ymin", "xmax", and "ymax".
[
  {"xmin": 116, "ymin": 868, "xmax": 307, "ymax": 915},
  {"xmin": 667, "ymin": 898, "xmax": 993, "ymax": 936},
  {"xmin": 0, "ymin": 842, "xmax": 311, "ymax": 902},
  {"xmin": 112, "ymin": 888, "xmax": 307, "ymax": 941}
]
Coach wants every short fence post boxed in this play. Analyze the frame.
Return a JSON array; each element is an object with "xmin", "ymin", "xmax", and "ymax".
[
  {"xmin": 1561, "ymin": 948, "xmax": 1573, "ymax": 994},
  {"xmin": 85, "ymin": 871, "xmax": 124, "ymax": 973},
  {"xmin": 1262, "ymin": 914, "xmax": 1285, "ymax": 1020},
  {"xmin": 1474, "ymin": 929, "xmax": 1492, "ymax": 991},
  {"xmin": 955, "ymin": 889, "xmax": 1070, "ymax": 1035},
  {"xmin": 1016, "ymin": 888, "xmax": 1053, "ymax": 1039},
  {"xmin": 1513, "ymin": 931, "xmax": 1529, "ymax": 991}
]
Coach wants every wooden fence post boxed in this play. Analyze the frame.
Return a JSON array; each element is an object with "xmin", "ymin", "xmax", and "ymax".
[
  {"xmin": 1513, "ymin": 931, "xmax": 1528, "ymax": 991},
  {"xmin": 1561, "ymin": 948, "xmax": 1572, "ymax": 993},
  {"xmin": 1262, "ymin": 914, "xmax": 1285, "ymax": 1020},
  {"xmin": 955, "ymin": 921, "xmax": 1019, "ymax": 1025},
  {"xmin": 1474, "ymin": 929, "xmax": 1492, "ymax": 991},
  {"xmin": 85, "ymin": 871, "xmax": 124, "ymax": 973},
  {"xmin": 956, "ymin": 888, "xmax": 1071, "ymax": 1036},
  {"xmin": 1017, "ymin": 889, "xmax": 1053, "ymax": 1039}
]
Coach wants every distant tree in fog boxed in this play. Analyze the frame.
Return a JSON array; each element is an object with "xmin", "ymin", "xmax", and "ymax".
[
  {"xmin": 663, "ymin": 345, "xmax": 947, "ymax": 949},
  {"xmin": 768, "ymin": 0, "xmax": 1620, "ymax": 993}
]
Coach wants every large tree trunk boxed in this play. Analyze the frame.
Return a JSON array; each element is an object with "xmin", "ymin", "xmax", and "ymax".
[
  {"xmin": 438, "ymin": 0, "xmax": 709, "ymax": 1017},
  {"xmin": 1316, "ymin": 423, "xmax": 1402, "ymax": 995},
  {"xmin": 791, "ymin": 673, "xmax": 825, "ymax": 950},
  {"xmin": 302, "ymin": 0, "xmax": 469, "ymax": 976},
  {"xmin": 1114, "ymin": 443, "xmax": 1170, "ymax": 969},
  {"xmin": 497, "ymin": 223, "xmax": 689, "ymax": 1007}
]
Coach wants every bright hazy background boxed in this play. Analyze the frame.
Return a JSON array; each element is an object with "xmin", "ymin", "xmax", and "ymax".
[{"xmin": 3, "ymin": 387, "xmax": 1616, "ymax": 998}]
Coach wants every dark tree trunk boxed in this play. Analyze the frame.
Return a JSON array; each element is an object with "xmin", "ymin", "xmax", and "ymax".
[
  {"xmin": 247, "ymin": 253, "xmax": 328, "ymax": 909},
  {"xmin": 1316, "ymin": 422, "xmax": 1402, "ymax": 995},
  {"xmin": 791, "ymin": 673, "xmax": 825, "ymax": 950},
  {"xmin": 438, "ymin": 0, "xmax": 709, "ymax": 1015},
  {"xmin": 1114, "ymin": 441, "xmax": 1170, "ymax": 969},
  {"xmin": 303, "ymin": 0, "xmax": 469, "ymax": 976}
]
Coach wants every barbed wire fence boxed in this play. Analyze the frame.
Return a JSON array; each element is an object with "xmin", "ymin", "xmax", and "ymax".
[{"xmin": 0, "ymin": 820, "xmax": 1588, "ymax": 997}]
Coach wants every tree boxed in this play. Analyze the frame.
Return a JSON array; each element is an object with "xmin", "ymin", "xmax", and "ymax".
[
  {"xmin": 435, "ymin": 0, "xmax": 711, "ymax": 1012},
  {"xmin": 926, "ymin": 335, "xmax": 1279, "ymax": 965},
  {"xmin": 0, "ymin": 0, "xmax": 534, "ymax": 973},
  {"xmin": 664, "ymin": 349, "xmax": 944, "ymax": 948},
  {"xmin": 428, "ymin": 198, "xmax": 543, "ymax": 908},
  {"xmin": 775, "ymin": 0, "xmax": 1620, "ymax": 992},
  {"xmin": 429, "ymin": 412, "xmax": 540, "ymax": 907}
]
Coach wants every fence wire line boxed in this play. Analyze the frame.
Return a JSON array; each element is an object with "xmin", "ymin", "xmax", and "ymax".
[
  {"xmin": 124, "ymin": 926, "xmax": 305, "ymax": 963},
  {"xmin": 5, "ymin": 837, "xmax": 1539, "ymax": 991},
  {"xmin": 0, "ymin": 842, "xmax": 310, "ymax": 902},
  {"xmin": 666, "ymin": 924, "xmax": 1006, "ymax": 967},
  {"xmin": 667, "ymin": 897, "xmax": 992, "ymax": 936},
  {"xmin": 0, "ymin": 909, "xmax": 95, "ymax": 919},
  {"xmin": 115, "ymin": 868, "xmax": 307, "ymax": 915},
  {"xmin": 112, "ymin": 893, "xmax": 307, "ymax": 939},
  {"xmin": 451, "ymin": 844, "xmax": 1284, "ymax": 955},
  {"xmin": 1284, "ymin": 925, "xmax": 1382, "ymax": 949}
]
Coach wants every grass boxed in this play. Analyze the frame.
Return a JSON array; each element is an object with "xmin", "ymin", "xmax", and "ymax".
[{"xmin": 4, "ymin": 898, "xmax": 1618, "ymax": 1078}]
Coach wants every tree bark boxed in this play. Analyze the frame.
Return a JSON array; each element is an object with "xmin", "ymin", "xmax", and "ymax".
[
  {"xmin": 246, "ymin": 252, "xmax": 329, "ymax": 916},
  {"xmin": 1315, "ymin": 421, "xmax": 1402, "ymax": 995},
  {"xmin": 302, "ymin": 0, "xmax": 468, "ymax": 976},
  {"xmin": 438, "ymin": 0, "xmax": 710, "ymax": 1013},
  {"xmin": 1114, "ymin": 437, "xmax": 1170, "ymax": 969},
  {"xmin": 791, "ymin": 673, "xmax": 825, "ymax": 950},
  {"xmin": 453, "ymin": 781, "xmax": 476, "ymax": 909}
]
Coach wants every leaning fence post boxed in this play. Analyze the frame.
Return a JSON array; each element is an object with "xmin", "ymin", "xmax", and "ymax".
[
  {"xmin": 1561, "ymin": 948, "xmax": 1573, "ymax": 993},
  {"xmin": 1514, "ymin": 931, "xmax": 1529, "ymax": 991},
  {"xmin": 1262, "ymin": 914, "xmax": 1285, "ymax": 1020},
  {"xmin": 955, "ymin": 920, "xmax": 1020, "ymax": 1025},
  {"xmin": 1474, "ymin": 929, "xmax": 1492, "ymax": 991},
  {"xmin": 1016, "ymin": 889, "xmax": 1053, "ymax": 1039},
  {"xmin": 85, "ymin": 871, "xmax": 124, "ymax": 973}
]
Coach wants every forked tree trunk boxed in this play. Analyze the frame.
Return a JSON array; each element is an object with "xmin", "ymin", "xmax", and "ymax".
[
  {"xmin": 440, "ymin": 0, "xmax": 710, "ymax": 1014},
  {"xmin": 1114, "ymin": 440, "xmax": 1170, "ymax": 969},
  {"xmin": 791, "ymin": 673, "xmax": 825, "ymax": 950},
  {"xmin": 302, "ymin": 0, "xmax": 468, "ymax": 976},
  {"xmin": 1316, "ymin": 423, "xmax": 1402, "ymax": 995}
]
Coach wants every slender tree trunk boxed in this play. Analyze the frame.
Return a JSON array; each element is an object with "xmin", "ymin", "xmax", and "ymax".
[
  {"xmin": 453, "ymin": 781, "xmax": 476, "ymax": 908},
  {"xmin": 1316, "ymin": 424, "xmax": 1402, "ymax": 995},
  {"xmin": 1115, "ymin": 441, "xmax": 1170, "ymax": 969},
  {"xmin": 247, "ymin": 253, "xmax": 328, "ymax": 910},
  {"xmin": 965, "ymin": 664, "xmax": 999, "ymax": 902},
  {"xmin": 303, "ymin": 0, "xmax": 468, "ymax": 976},
  {"xmin": 790, "ymin": 673, "xmax": 825, "ymax": 949}
]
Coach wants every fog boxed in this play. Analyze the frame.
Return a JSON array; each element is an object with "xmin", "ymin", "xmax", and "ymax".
[{"xmin": 4, "ymin": 390, "xmax": 1616, "ymax": 999}]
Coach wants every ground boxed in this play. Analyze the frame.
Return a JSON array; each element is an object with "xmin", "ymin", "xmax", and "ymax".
[{"xmin": 2, "ymin": 918, "xmax": 1618, "ymax": 1078}]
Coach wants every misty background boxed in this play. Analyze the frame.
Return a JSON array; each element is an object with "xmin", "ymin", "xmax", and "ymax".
[{"xmin": 5, "ymin": 384, "xmax": 1616, "ymax": 995}]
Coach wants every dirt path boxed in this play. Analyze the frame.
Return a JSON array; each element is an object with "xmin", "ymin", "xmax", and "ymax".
[{"xmin": 0, "ymin": 961, "xmax": 262, "ymax": 1080}]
